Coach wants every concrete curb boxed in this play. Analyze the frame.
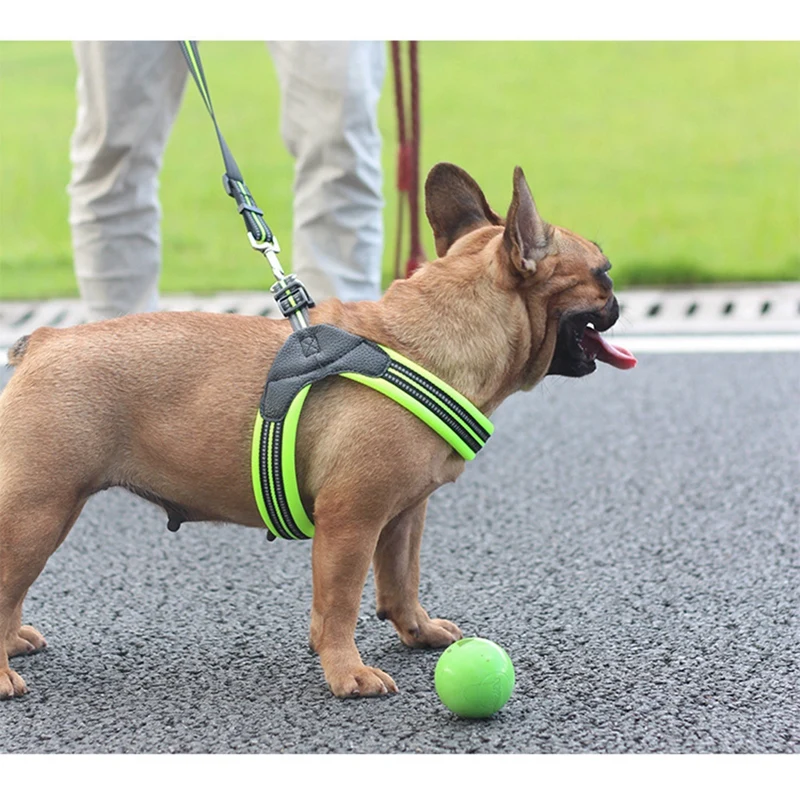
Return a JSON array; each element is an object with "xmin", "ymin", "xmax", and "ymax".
[{"xmin": 2, "ymin": 283, "xmax": 800, "ymax": 361}]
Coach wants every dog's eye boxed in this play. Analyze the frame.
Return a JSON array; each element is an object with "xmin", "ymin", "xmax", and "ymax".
[
  {"xmin": 592, "ymin": 264, "xmax": 613, "ymax": 290},
  {"xmin": 592, "ymin": 259, "xmax": 612, "ymax": 274}
]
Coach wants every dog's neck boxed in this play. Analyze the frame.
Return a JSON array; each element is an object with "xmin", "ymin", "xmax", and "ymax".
[{"xmin": 313, "ymin": 256, "xmax": 537, "ymax": 415}]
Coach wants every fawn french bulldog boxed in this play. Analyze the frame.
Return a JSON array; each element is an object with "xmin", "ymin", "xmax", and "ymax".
[{"xmin": 0, "ymin": 163, "xmax": 635, "ymax": 700}]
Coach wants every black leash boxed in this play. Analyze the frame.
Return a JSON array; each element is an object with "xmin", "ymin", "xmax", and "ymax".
[{"xmin": 179, "ymin": 40, "xmax": 314, "ymax": 331}]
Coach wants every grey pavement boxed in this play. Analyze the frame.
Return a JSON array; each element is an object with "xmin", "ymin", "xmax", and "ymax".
[{"xmin": 0, "ymin": 286, "xmax": 798, "ymax": 753}]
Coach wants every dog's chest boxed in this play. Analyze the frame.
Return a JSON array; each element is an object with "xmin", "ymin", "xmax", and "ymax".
[{"xmin": 251, "ymin": 324, "xmax": 492, "ymax": 542}]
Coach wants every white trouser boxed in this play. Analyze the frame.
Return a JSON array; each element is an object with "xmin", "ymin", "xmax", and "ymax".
[{"xmin": 68, "ymin": 41, "xmax": 386, "ymax": 321}]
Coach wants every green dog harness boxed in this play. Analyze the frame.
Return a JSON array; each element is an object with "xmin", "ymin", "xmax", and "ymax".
[
  {"xmin": 181, "ymin": 45, "xmax": 493, "ymax": 541},
  {"xmin": 251, "ymin": 324, "xmax": 494, "ymax": 541}
]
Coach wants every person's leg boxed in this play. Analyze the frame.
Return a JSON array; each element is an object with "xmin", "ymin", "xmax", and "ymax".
[
  {"xmin": 266, "ymin": 41, "xmax": 386, "ymax": 304},
  {"xmin": 68, "ymin": 41, "xmax": 188, "ymax": 320}
]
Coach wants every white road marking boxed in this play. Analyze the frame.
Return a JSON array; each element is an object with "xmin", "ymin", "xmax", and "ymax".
[
  {"xmin": 607, "ymin": 334, "xmax": 800, "ymax": 353},
  {"xmin": 4, "ymin": 334, "xmax": 800, "ymax": 367},
  {"xmin": 2, "ymin": 285, "xmax": 800, "ymax": 364}
]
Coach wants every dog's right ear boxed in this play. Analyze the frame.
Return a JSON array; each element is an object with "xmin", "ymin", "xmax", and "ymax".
[
  {"xmin": 501, "ymin": 166, "xmax": 553, "ymax": 275},
  {"xmin": 425, "ymin": 163, "xmax": 502, "ymax": 257}
]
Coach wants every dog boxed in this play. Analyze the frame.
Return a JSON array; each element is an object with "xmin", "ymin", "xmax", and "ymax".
[{"xmin": 0, "ymin": 163, "xmax": 635, "ymax": 700}]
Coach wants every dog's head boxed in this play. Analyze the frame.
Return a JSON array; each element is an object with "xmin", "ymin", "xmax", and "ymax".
[{"xmin": 424, "ymin": 163, "xmax": 636, "ymax": 388}]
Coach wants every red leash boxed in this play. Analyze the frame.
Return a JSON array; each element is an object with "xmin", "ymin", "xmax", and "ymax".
[{"xmin": 391, "ymin": 41, "xmax": 426, "ymax": 278}]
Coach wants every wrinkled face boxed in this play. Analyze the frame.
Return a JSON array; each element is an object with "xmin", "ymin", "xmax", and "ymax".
[
  {"xmin": 544, "ymin": 233, "xmax": 634, "ymax": 377},
  {"xmin": 424, "ymin": 162, "xmax": 636, "ymax": 386}
]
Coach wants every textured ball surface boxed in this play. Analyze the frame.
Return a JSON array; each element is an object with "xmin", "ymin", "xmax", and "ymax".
[{"xmin": 435, "ymin": 637, "xmax": 515, "ymax": 718}]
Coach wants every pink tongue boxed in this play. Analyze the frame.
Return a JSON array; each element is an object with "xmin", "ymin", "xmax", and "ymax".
[{"xmin": 581, "ymin": 327, "xmax": 637, "ymax": 369}]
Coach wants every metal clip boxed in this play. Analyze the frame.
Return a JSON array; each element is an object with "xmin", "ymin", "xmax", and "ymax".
[
  {"xmin": 248, "ymin": 230, "xmax": 280, "ymax": 254},
  {"xmin": 248, "ymin": 231, "xmax": 286, "ymax": 282}
]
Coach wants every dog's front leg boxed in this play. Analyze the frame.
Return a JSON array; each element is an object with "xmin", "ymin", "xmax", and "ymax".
[
  {"xmin": 309, "ymin": 494, "xmax": 398, "ymax": 698},
  {"xmin": 373, "ymin": 499, "xmax": 462, "ymax": 650}
]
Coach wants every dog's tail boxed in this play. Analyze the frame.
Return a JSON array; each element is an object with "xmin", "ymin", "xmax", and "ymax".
[{"xmin": 7, "ymin": 334, "xmax": 31, "ymax": 367}]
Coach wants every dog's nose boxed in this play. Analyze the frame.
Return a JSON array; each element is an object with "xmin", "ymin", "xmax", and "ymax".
[
  {"xmin": 595, "ymin": 295, "xmax": 619, "ymax": 331},
  {"xmin": 607, "ymin": 295, "xmax": 619, "ymax": 326}
]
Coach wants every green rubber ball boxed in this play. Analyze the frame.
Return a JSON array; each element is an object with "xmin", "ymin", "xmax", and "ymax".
[{"xmin": 435, "ymin": 637, "xmax": 515, "ymax": 718}]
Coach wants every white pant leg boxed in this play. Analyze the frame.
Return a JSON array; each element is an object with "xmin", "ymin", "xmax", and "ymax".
[
  {"xmin": 68, "ymin": 41, "xmax": 187, "ymax": 320},
  {"xmin": 266, "ymin": 41, "xmax": 386, "ymax": 303}
]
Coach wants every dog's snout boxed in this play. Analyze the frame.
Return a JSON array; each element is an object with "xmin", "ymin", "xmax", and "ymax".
[
  {"xmin": 594, "ymin": 295, "xmax": 619, "ymax": 332},
  {"xmin": 608, "ymin": 295, "xmax": 619, "ymax": 325}
]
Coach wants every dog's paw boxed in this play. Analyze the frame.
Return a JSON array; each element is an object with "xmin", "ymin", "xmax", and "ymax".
[
  {"xmin": 6, "ymin": 625, "xmax": 47, "ymax": 658},
  {"xmin": 381, "ymin": 603, "xmax": 463, "ymax": 649},
  {"xmin": 0, "ymin": 668, "xmax": 28, "ymax": 700},
  {"xmin": 326, "ymin": 664, "xmax": 399, "ymax": 698},
  {"xmin": 400, "ymin": 617, "xmax": 462, "ymax": 649}
]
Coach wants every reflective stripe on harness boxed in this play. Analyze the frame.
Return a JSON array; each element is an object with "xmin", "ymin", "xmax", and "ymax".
[{"xmin": 250, "ymin": 324, "xmax": 493, "ymax": 540}]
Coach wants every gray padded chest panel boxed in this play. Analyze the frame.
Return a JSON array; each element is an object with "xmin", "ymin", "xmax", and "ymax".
[{"xmin": 260, "ymin": 324, "xmax": 390, "ymax": 421}]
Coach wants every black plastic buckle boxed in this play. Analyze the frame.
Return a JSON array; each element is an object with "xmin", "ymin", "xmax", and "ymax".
[
  {"xmin": 222, "ymin": 174, "xmax": 275, "ymax": 244},
  {"xmin": 221, "ymin": 174, "xmax": 260, "ymax": 214},
  {"xmin": 271, "ymin": 274, "xmax": 316, "ymax": 319}
]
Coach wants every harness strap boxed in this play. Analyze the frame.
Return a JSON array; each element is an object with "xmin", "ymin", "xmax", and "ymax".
[{"xmin": 251, "ymin": 325, "xmax": 493, "ymax": 541}]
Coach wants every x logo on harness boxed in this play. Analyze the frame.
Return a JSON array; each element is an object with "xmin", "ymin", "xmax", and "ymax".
[{"xmin": 299, "ymin": 329, "xmax": 321, "ymax": 358}]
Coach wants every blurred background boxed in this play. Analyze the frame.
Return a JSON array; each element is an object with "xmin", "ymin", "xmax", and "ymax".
[{"xmin": 1, "ymin": 40, "xmax": 798, "ymax": 301}]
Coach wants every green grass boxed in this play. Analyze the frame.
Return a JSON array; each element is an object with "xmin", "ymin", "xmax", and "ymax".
[{"xmin": 1, "ymin": 40, "xmax": 798, "ymax": 300}]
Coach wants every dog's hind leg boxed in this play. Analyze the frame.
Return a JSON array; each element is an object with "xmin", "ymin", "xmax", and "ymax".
[
  {"xmin": 0, "ymin": 490, "xmax": 86, "ymax": 699},
  {"xmin": 5, "ymin": 590, "xmax": 47, "ymax": 657},
  {"xmin": 373, "ymin": 499, "xmax": 462, "ymax": 649}
]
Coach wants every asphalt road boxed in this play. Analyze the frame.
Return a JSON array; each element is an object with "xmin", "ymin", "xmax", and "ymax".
[{"xmin": 0, "ymin": 351, "xmax": 797, "ymax": 754}]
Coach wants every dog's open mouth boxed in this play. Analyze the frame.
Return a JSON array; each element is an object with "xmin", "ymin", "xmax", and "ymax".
[
  {"xmin": 581, "ymin": 325, "xmax": 637, "ymax": 369},
  {"xmin": 548, "ymin": 306, "xmax": 637, "ymax": 377}
]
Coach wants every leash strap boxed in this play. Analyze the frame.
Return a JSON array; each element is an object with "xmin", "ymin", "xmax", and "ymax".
[
  {"xmin": 180, "ymin": 40, "xmax": 274, "ymax": 247},
  {"xmin": 251, "ymin": 324, "xmax": 494, "ymax": 540},
  {"xmin": 391, "ymin": 41, "xmax": 426, "ymax": 278},
  {"xmin": 179, "ymin": 40, "xmax": 314, "ymax": 330}
]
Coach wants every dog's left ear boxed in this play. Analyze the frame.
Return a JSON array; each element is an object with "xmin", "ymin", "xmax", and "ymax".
[
  {"xmin": 425, "ymin": 163, "xmax": 502, "ymax": 257},
  {"xmin": 502, "ymin": 166, "xmax": 553, "ymax": 274}
]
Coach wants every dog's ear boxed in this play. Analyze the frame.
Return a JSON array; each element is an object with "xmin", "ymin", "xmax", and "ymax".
[
  {"xmin": 425, "ymin": 163, "xmax": 502, "ymax": 257},
  {"xmin": 502, "ymin": 166, "xmax": 553, "ymax": 274}
]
